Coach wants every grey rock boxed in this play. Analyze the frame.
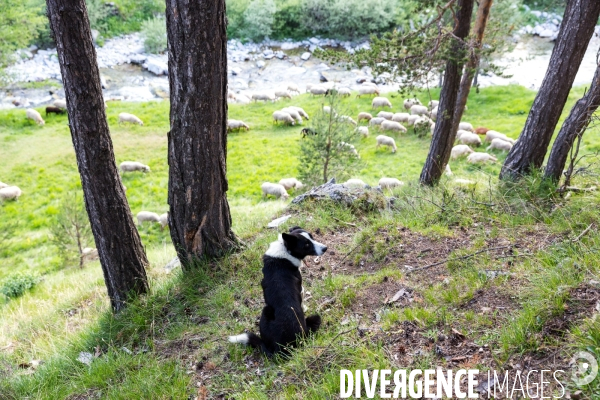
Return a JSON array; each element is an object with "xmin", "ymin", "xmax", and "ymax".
[
  {"xmin": 300, "ymin": 52, "xmax": 311, "ymax": 61},
  {"xmin": 309, "ymin": 37, "xmax": 320, "ymax": 45},
  {"xmin": 256, "ymin": 60, "xmax": 265, "ymax": 69},
  {"xmin": 291, "ymin": 178, "xmax": 388, "ymax": 210}
]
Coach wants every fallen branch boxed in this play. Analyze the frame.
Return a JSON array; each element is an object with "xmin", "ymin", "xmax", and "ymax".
[
  {"xmin": 563, "ymin": 186, "xmax": 597, "ymax": 193},
  {"xmin": 572, "ymin": 223, "xmax": 594, "ymax": 242},
  {"xmin": 406, "ymin": 245, "xmax": 513, "ymax": 274},
  {"xmin": 332, "ymin": 217, "xmax": 357, "ymax": 227}
]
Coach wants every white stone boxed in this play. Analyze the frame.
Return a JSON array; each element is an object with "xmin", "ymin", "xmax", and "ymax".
[{"xmin": 300, "ymin": 52, "xmax": 311, "ymax": 61}]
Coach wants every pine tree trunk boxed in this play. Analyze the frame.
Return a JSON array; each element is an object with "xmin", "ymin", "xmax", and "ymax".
[
  {"xmin": 165, "ymin": 0, "xmax": 239, "ymax": 267},
  {"xmin": 499, "ymin": 0, "xmax": 600, "ymax": 180},
  {"xmin": 420, "ymin": 0, "xmax": 475, "ymax": 186},
  {"xmin": 544, "ymin": 65, "xmax": 600, "ymax": 182},
  {"xmin": 46, "ymin": 0, "xmax": 149, "ymax": 312}
]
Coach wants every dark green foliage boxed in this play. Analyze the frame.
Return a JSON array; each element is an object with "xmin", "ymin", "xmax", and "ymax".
[
  {"xmin": 0, "ymin": 272, "xmax": 39, "ymax": 298},
  {"xmin": 0, "ymin": 0, "xmax": 46, "ymax": 70}
]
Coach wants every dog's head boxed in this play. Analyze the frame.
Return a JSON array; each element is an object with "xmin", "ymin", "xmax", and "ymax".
[{"xmin": 281, "ymin": 226, "xmax": 327, "ymax": 260}]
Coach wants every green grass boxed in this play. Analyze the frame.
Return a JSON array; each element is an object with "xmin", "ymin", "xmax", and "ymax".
[{"xmin": 2, "ymin": 85, "xmax": 600, "ymax": 398}]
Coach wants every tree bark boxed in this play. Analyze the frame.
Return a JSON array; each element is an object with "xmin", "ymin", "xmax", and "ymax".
[
  {"xmin": 420, "ymin": 0, "xmax": 475, "ymax": 186},
  {"xmin": 544, "ymin": 64, "xmax": 600, "ymax": 182},
  {"xmin": 499, "ymin": 0, "xmax": 600, "ymax": 180},
  {"xmin": 46, "ymin": 0, "xmax": 149, "ymax": 312},
  {"xmin": 166, "ymin": 0, "xmax": 239, "ymax": 267}
]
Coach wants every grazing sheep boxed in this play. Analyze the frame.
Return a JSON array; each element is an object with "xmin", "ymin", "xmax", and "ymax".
[
  {"xmin": 120, "ymin": 161, "xmax": 150, "ymax": 173},
  {"xmin": 279, "ymin": 178, "xmax": 303, "ymax": 190},
  {"xmin": 301, "ymin": 128, "xmax": 317, "ymax": 137},
  {"xmin": 137, "ymin": 211, "xmax": 161, "ymax": 225},
  {"xmin": 344, "ymin": 179, "xmax": 367, "ymax": 188},
  {"xmin": 0, "ymin": 186, "xmax": 22, "ymax": 201},
  {"xmin": 467, "ymin": 152, "xmax": 497, "ymax": 164},
  {"xmin": 310, "ymin": 86, "xmax": 327, "ymax": 96},
  {"xmin": 392, "ymin": 113, "xmax": 410, "ymax": 123},
  {"xmin": 430, "ymin": 106, "xmax": 438, "ymax": 121},
  {"xmin": 369, "ymin": 117, "xmax": 386, "ymax": 127},
  {"xmin": 53, "ymin": 99, "xmax": 67, "ymax": 109},
  {"xmin": 475, "ymin": 126, "xmax": 489, "ymax": 135},
  {"xmin": 81, "ymin": 247, "xmax": 99, "ymax": 262},
  {"xmin": 487, "ymin": 138, "xmax": 513, "ymax": 152},
  {"xmin": 228, "ymin": 92, "xmax": 237, "ymax": 101},
  {"xmin": 274, "ymin": 90, "xmax": 292, "ymax": 99},
  {"xmin": 45, "ymin": 106, "xmax": 65, "ymax": 116},
  {"xmin": 273, "ymin": 111, "xmax": 295, "ymax": 125},
  {"xmin": 281, "ymin": 107, "xmax": 303, "ymax": 123},
  {"xmin": 236, "ymin": 94, "xmax": 251, "ymax": 104},
  {"xmin": 403, "ymin": 98, "xmax": 422, "ymax": 110},
  {"xmin": 252, "ymin": 93, "xmax": 276, "ymax": 102},
  {"xmin": 377, "ymin": 111, "xmax": 394, "ymax": 120},
  {"xmin": 361, "ymin": 81, "xmax": 378, "ymax": 87},
  {"xmin": 379, "ymin": 177, "xmax": 404, "ymax": 189},
  {"xmin": 458, "ymin": 122, "xmax": 474, "ymax": 132},
  {"xmin": 339, "ymin": 142, "xmax": 359, "ymax": 157},
  {"xmin": 289, "ymin": 106, "xmax": 309, "ymax": 120},
  {"xmin": 407, "ymin": 115, "xmax": 421, "ymax": 126},
  {"xmin": 118, "ymin": 112, "xmax": 143, "ymax": 126},
  {"xmin": 357, "ymin": 126, "xmax": 369, "ymax": 137},
  {"xmin": 305, "ymin": 84, "xmax": 313, "ymax": 93},
  {"xmin": 428, "ymin": 100, "xmax": 439, "ymax": 109},
  {"xmin": 381, "ymin": 120, "xmax": 407, "ymax": 133},
  {"xmin": 376, "ymin": 135, "xmax": 397, "ymax": 153},
  {"xmin": 287, "ymin": 83, "xmax": 300, "ymax": 93},
  {"xmin": 338, "ymin": 115, "xmax": 357, "ymax": 126},
  {"xmin": 455, "ymin": 129, "xmax": 470, "ymax": 140},
  {"xmin": 26, "ymin": 108, "xmax": 45, "ymax": 125},
  {"xmin": 410, "ymin": 104, "xmax": 429, "ymax": 116},
  {"xmin": 414, "ymin": 117, "xmax": 433, "ymax": 134},
  {"xmin": 337, "ymin": 87, "xmax": 352, "ymax": 97},
  {"xmin": 430, "ymin": 122, "xmax": 436, "ymax": 135},
  {"xmin": 227, "ymin": 119, "xmax": 250, "ymax": 132},
  {"xmin": 356, "ymin": 86, "xmax": 380, "ymax": 98},
  {"xmin": 372, "ymin": 97, "xmax": 392, "ymax": 109},
  {"xmin": 445, "ymin": 164, "xmax": 453, "ymax": 176},
  {"xmin": 485, "ymin": 130, "xmax": 513, "ymax": 144},
  {"xmin": 451, "ymin": 144, "xmax": 475, "ymax": 159},
  {"xmin": 323, "ymin": 106, "xmax": 336, "ymax": 115},
  {"xmin": 261, "ymin": 182, "xmax": 289, "ymax": 199},
  {"xmin": 458, "ymin": 132, "xmax": 482, "ymax": 146},
  {"xmin": 159, "ymin": 212, "xmax": 169, "ymax": 229},
  {"xmin": 357, "ymin": 112, "xmax": 373, "ymax": 123},
  {"xmin": 0, "ymin": 181, "xmax": 8, "ymax": 189}
]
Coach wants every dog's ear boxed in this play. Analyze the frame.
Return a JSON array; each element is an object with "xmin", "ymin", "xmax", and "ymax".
[
  {"xmin": 288, "ymin": 226, "xmax": 302, "ymax": 233},
  {"xmin": 281, "ymin": 232, "xmax": 298, "ymax": 246}
]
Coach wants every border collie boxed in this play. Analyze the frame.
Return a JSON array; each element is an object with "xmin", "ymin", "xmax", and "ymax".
[{"xmin": 228, "ymin": 226, "xmax": 327, "ymax": 356}]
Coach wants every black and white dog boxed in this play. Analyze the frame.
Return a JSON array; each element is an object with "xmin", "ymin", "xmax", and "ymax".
[{"xmin": 228, "ymin": 226, "xmax": 327, "ymax": 356}]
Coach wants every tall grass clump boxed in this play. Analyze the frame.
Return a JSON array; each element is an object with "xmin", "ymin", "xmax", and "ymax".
[{"xmin": 140, "ymin": 16, "xmax": 167, "ymax": 54}]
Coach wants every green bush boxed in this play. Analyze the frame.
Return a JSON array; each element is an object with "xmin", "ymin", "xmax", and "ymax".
[
  {"xmin": 271, "ymin": 0, "xmax": 306, "ymax": 39},
  {"xmin": 0, "ymin": 272, "xmax": 39, "ymax": 299},
  {"xmin": 240, "ymin": 0, "xmax": 276, "ymax": 42},
  {"xmin": 86, "ymin": 0, "xmax": 110, "ymax": 32},
  {"xmin": 140, "ymin": 16, "xmax": 167, "ymax": 54}
]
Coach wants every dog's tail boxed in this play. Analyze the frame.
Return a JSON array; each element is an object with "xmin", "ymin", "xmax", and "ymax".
[
  {"xmin": 305, "ymin": 314, "xmax": 321, "ymax": 333},
  {"xmin": 228, "ymin": 332, "xmax": 263, "ymax": 347}
]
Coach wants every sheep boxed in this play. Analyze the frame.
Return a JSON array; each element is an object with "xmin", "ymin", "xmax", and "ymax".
[
  {"xmin": 310, "ymin": 86, "xmax": 327, "ymax": 96},
  {"xmin": 475, "ymin": 127, "xmax": 489, "ymax": 135},
  {"xmin": 467, "ymin": 152, "xmax": 497, "ymax": 164},
  {"xmin": 26, "ymin": 108, "xmax": 45, "ymax": 125},
  {"xmin": 410, "ymin": 104, "xmax": 429, "ymax": 116},
  {"xmin": 414, "ymin": 117, "xmax": 433, "ymax": 134},
  {"xmin": 338, "ymin": 115, "xmax": 357, "ymax": 126},
  {"xmin": 458, "ymin": 122, "xmax": 474, "ymax": 132},
  {"xmin": 228, "ymin": 92, "xmax": 237, "ymax": 101},
  {"xmin": 53, "ymin": 99, "xmax": 67, "ymax": 109},
  {"xmin": 457, "ymin": 131, "xmax": 482, "ymax": 146},
  {"xmin": 287, "ymin": 83, "xmax": 300, "ymax": 93},
  {"xmin": 81, "ymin": 247, "xmax": 99, "ymax": 262},
  {"xmin": 430, "ymin": 122, "xmax": 436, "ymax": 136},
  {"xmin": 369, "ymin": 117, "xmax": 385, "ymax": 127},
  {"xmin": 274, "ymin": 90, "xmax": 292, "ymax": 99},
  {"xmin": 379, "ymin": 177, "xmax": 404, "ymax": 189},
  {"xmin": 289, "ymin": 106, "xmax": 309, "ymax": 120},
  {"xmin": 278, "ymin": 178, "xmax": 303, "ymax": 190},
  {"xmin": 301, "ymin": 128, "xmax": 317, "ymax": 137},
  {"xmin": 272, "ymin": 111, "xmax": 295, "ymax": 125},
  {"xmin": 339, "ymin": 142, "xmax": 359, "ymax": 157},
  {"xmin": 361, "ymin": 81, "xmax": 378, "ymax": 88},
  {"xmin": 372, "ymin": 97, "xmax": 392, "ymax": 109},
  {"xmin": 392, "ymin": 113, "xmax": 410, "ymax": 123},
  {"xmin": 0, "ymin": 181, "xmax": 8, "ymax": 189},
  {"xmin": 403, "ymin": 98, "xmax": 422, "ymax": 110},
  {"xmin": 430, "ymin": 106, "xmax": 438, "ymax": 121},
  {"xmin": 381, "ymin": 120, "xmax": 407, "ymax": 133},
  {"xmin": 377, "ymin": 111, "xmax": 394, "ymax": 120},
  {"xmin": 455, "ymin": 129, "xmax": 470, "ymax": 140},
  {"xmin": 487, "ymin": 138, "xmax": 513, "ymax": 152},
  {"xmin": 252, "ymin": 93, "xmax": 276, "ymax": 102},
  {"xmin": 356, "ymin": 86, "xmax": 380, "ymax": 98},
  {"xmin": 376, "ymin": 135, "xmax": 397, "ymax": 153},
  {"xmin": 428, "ymin": 100, "xmax": 439, "ymax": 110},
  {"xmin": 159, "ymin": 213, "xmax": 169, "ymax": 230},
  {"xmin": 406, "ymin": 115, "xmax": 421, "ymax": 126},
  {"xmin": 305, "ymin": 84, "xmax": 313, "ymax": 93},
  {"xmin": 236, "ymin": 94, "xmax": 251, "ymax": 104},
  {"xmin": 451, "ymin": 144, "xmax": 475, "ymax": 159},
  {"xmin": 227, "ymin": 119, "xmax": 250, "ymax": 132},
  {"xmin": 357, "ymin": 126, "xmax": 369, "ymax": 137},
  {"xmin": 323, "ymin": 106, "xmax": 336, "ymax": 115},
  {"xmin": 0, "ymin": 186, "xmax": 22, "ymax": 201},
  {"xmin": 344, "ymin": 179, "xmax": 367, "ymax": 188},
  {"xmin": 445, "ymin": 164, "xmax": 453, "ymax": 176},
  {"xmin": 137, "ymin": 211, "xmax": 161, "ymax": 225},
  {"xmin": 281, "ymin": 107, "xmax": 303, "ymax": 123},
  {"xmin": 357, "ymin": 112, "xmax": 373, "ymax": 123},
  {"xmin": 45, "ymin": 106, "xmax": 65, "ymax": 116},
  {"xmin": 120, "ymin": 161, "xmax": 150, "ymax": 173},
  {"xmin": 485, "ymin": 130, "xmax": 513, "ymax": 144},
  {"xmin": 261, "ymin": 182, "xmax": 289, "ymax": 199},
  {"xmin": 118, "ymin": 112, "xmax": 143, "ymax": 126},
  {"xmin": 337, "ymin": 87, "xmax": 352, "ymax": 97}
]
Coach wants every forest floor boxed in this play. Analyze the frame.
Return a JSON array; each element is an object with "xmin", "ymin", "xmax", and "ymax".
[{"xmin": 1, "ymin": 86, "xmax": 600, "ymax": 398}]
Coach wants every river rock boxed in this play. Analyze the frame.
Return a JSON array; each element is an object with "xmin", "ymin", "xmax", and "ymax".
[
  {"xmin": 143, "ymin": 56, "xmax": 168, "ymax": 75},
  {"xmin": 292, "ymin": 178, "xmax": 387, "ymax": 211},
  {"xmin": 300, "ymin": 52, "xmax": 311, "ymax": 61}
]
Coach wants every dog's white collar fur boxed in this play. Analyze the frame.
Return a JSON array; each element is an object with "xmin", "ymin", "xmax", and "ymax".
[{"xmin": 265, "ymin": 234, "xmax": 301, "ymax": 267}]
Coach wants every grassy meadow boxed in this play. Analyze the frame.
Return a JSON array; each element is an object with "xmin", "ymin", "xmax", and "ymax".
[{"xmin": 2, "ymin": 85, "xmax": 600, "ymax": 398}]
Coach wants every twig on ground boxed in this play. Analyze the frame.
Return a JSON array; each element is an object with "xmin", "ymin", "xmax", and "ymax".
[
  {"xmin": 334, "ymin": 236, "xmax": 371, "ymax": 269},
  {"xmin": 332, "ymin": 217, "xmax": 357, "ymax": 227},
  {"xmin": 406, "ymin": 245, "xmax": 513, "ymax": 274},
  {"xmin": 299, "ymin": 327, "xmax": 356, "ymax": 377},
  {"xmin": 572, "ymin": 223, "xmax": 594, "ymax": 242}
]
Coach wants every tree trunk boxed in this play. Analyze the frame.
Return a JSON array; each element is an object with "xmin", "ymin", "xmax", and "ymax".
[
  {"xmin": 544, "ymin": 64, "xmax": 600, "ymax": 182},
  {"xmin": 46, "ymin": 0, "xmax": 149, "ymax": 312},
  {"xmin": 166, "ymin": 0, "xmax": 239, "ymax": 267},
  {"xmin": 420, "ymin": 0, "xmax": 475, "ymax": 186},
  {"xmin": 500, "ymin": 0, "xmax": 600, "ymax": 180}
]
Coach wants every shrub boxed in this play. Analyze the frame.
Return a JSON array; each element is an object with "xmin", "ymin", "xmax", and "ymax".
[
  {"xmin": 0, "ymin": 272, "xmax": 39, "ymax": 299},
  {"xmin": 240, "ymin": 0, "xmax": 276, "ymax": 42},
  {"xmin": 272, "ymin": 0, "xmax": 306, "ymax": 39},
  {"xmin": 141, "ymin": 16, "xmax": 167, "ymax": 54},
  {"xmin": 86, "ymin": 0, "xmax": 110, "ymax": 32}
]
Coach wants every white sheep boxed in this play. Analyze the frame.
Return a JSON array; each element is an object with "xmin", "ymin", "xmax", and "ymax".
[
  {"xmin": 137, "ymin": 211, "xmax": 161, "ymax": 225},
  {"xmin": 392, "ymin": 113, "xmax": 410, "ymax": 123},
  {"xmin": 445, "ymin": 164, "xmax": 453, "ymax": 176},
  {"xmin": 369, "ymin": 117, "xmax": 386, "ymax": 127},
  {"xmin": 0, "ymin": 186, "xmax": 22, "ymax": 201},
  {"xmin": 81, "ymin": 247, "xmax": 99, "ymax": 262},
  {"xmin": 236, "ymin": 94, "xmax": 251, "ymax": 104},
  {"xmin": 305, "ymin": 84, "xmax": 313, "ymax": 93},
  {"xmin": 410, "ymin": 104, "xmax": 429, "ymax": 116},
  {"xmin": 372, "ymin": 97, "xmax": 392, "ymax": 109},
  {"xmin": 428, "ymin": 100, "xmax": 439, "ymax": 109},
  {"xmin": 407, "ymin": 115, "xmax": 421, "ymax": 126},
  {"xmin": 430, "ymin": 106, "xmax": 438, "ymax": 121},
  {"xmin": 26, "ymin": 108, "xmax": 45, "ymax": 125},
  {"xmin": 274, "ymin": 90, "xmax": 292, "ymax": 99},
  {"xmin": 403, "ymin": 98, "xmax": 422, "ymax": 110},
  {"xmin": 430, "ymin": 122, "xmax": 436, "ymax": 135},
  {"xmin": 289, "ymin": 106, "xmax": 309, "ymax": 120},
  {"xmin": 227, "ymin": 119, "xmax": 250, "ymax": 131},
  {"xmin": 381, "ymin": 120, "xmax": 407, "ymax": 133},
  {"xmin": 120, "ymin": 161, "xmax": 150, "ymax": 173},
  {"xmin": 252, "ymin": 93, "xmax": 276, "ymax": 102},
  {"xmin": 261, "ymin": 182, "xmax": 289, "ymax": 199},
  {"xmin": 377, "ymin": 111, "xmax": 394, "ymax": 120},
  {"xmin": 287, "ymin": 83, "xmax": 300, "ymax": 93},
  {"xmin": 272, "ymin": 111, "xmax": 295, "ymax": 125},
  {"xmin": 357, "ymin": 112, "xmax": 373, "ymax": 123},
  {"xmin": 379, "ymin": 177, "xmax": 404, "ymax": 189},
  {"xmin": 118, "ymin": 112, "xmax": 143, "ymax": 126},
  {"xmin": 467, "ymin": 152, "xmax": 497, "ymax": 164},
  {"xmin": 361, "ymin": 81, "xmax": 378, "ymax": 88},
  {"xmin": 310, "ymin": 86, "xmax": 327, "ymax": 96},
  {"xmin": 278, "ymin": 178, "xmax": 303, "ymax": 190},
  {"xmin": 357, "ymin": 126, "xmax": 369, "ymax": 137},
  {"xmin": 0, "ymin": 181, "xmax": 8, "ymax": 189},
  {"xmin": 356, "ymin": 86, "xmax": 380, "ymax": 98},
  {"xmin": 337, "ymin": 87, "xmax": 352, "ymax": 97},
  {"xmin": 228, "ymin": 92, "xmax": 237, "ymax": 101},
  {"xmin": 485, "ymin": 130, "xmax": 513, "ymax": 143},
  {"xmin": 414, "ymin": 117, "xmax": 433, "ymax": 133},
  {"xmin": 339, "ymin": 142, "xmax": 359, "ymax": 157},
  {"xmin": 323, "ymin": 106, "xmax": 336, "ymax": 115},
  {"xmin": 457, "ymin": 132, "xmax": 482, "ymax": 146},
  {"xmin": 159, "ymin": 212, "xmax": 169, "ymax": 229},
  {"xmin": 451, "ymin": 144, "xmax": 475, "ymax": 159},
  {"xmin": 53, "ymin": 99, "xmax": 67, "ymax": 109},
  {"xmin": 376, "ymin": 135, "xmax": 397, "ymax": 153},
  {"xmin": 487, "ymin": 138, "xmax": 513, "ymax": 152},
  {"xmin": 344, "ymin": 178, "xmax": 367, "ymax": 188},
  {"xmin": 458, "ymin": 122, "xmax": 474, "ymax": 132},
  {"xmin": 338, "ymin": 115, "xmax": 357, "ymax": 126},
  {"xmin": 281, "ymin": 107, "xmax": 303, "ymax": 123},
  {"xmin": 455, "ymin": 129, "xmax": 470, "ymax": 140}
]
